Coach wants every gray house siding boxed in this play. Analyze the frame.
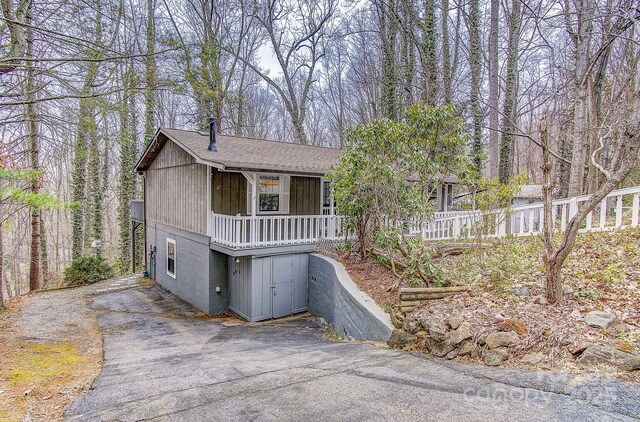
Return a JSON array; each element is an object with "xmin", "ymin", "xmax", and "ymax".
[
  {"xmin": 147, "ymin": 221, "xmax": 229, "ymax": 314},
  {"xmin": 146, "ymin": 140, "xmax": 208, "ymax": 235},
  {"xmin": 211, "ymin": 169, "xmax": 321, "ymax": 217},
  {"xmin": 289, "ymin": 176, "xmax": 321, "ymax": 215},
  {"xmin": 212, "ymin": 168, "xmax": 248, "ymax": 216}
]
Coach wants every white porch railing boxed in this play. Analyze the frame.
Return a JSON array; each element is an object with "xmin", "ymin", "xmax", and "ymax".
[
  {"xmin": 420, "ymin": 185, "xmax": 640, "ymax": 241},
  {"xmin": 434, "ymin": 210, "xmax": 471, "ymax": 219},
  {"xmin": 208, "ymin": 213, "xmax": 349, "ymax": 249}
]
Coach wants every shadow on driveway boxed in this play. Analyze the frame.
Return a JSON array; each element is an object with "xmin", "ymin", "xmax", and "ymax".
[{"xmin": 65, "ymin": 285, "xmax": 640, "ymax": 421}]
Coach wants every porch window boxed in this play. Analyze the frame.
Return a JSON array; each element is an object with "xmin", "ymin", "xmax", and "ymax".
[
  {"xmin": 259, "ymin": 175, "xmax": 280, "ymax": 211},
  {"xmin": 322, "ymin": 181, "xmax": 331, "ymax": 208},
  {"xmin": 166, "ymin": 238, "xmax": 176, "ymax": 278},
  {"xmin": 257, "ymin": 175, "xmax": 290, "ymax": 214}
]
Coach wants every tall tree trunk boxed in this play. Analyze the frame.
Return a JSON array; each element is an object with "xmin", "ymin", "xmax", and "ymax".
[
  {"xmin": 401, "ymin": 0, "xmax": 415, "ymax": 108},
  {"xmin": 118, "ymin": 62, "xmax": 138, "ymax": 273},
  {"xmin": 555, "ymin": 113, "xmax": 572, "ymax": 197},
  {"xmin": 71, "ymin": 0, "xmax": 102, "ymax": 259},
  {"xmin": 26, "ymin": 12, "xmax": 40, "ymax": 291},
  {"xmin": 487, "ymin": 0, "xmax": 499, "ymax": 178},
  {"xmin": 39, "ymin": 210, "xmax": 48, "ymax": 284},
  {"xmin": 498, "ymin": 0, "xmax": 521, "ymax": 184},
  {"xmin": 0, "ymin": 222, "xmax": 4, "ymax": 309},
  {"xmin": 567, "ymin": 0, "xmax": 595, "ymax": 197},
  {"xmin": 441, "ymin": 0, "xmax": 452, "ymax": 103},
  {"xmin": 144, "ymin": 0, "xmax": 156, "ymax": 148},
  {"xmin": 87, "ymin": 114, "xmax": 101, "ymax": 252},
  {"xmin": 421, "ymin": 0, "xmax": 438, "ymax": 105},
  {"xmin": 235, "ymin": 64, "xmax": 247, "ymax": 136},
  {"xmin": 468, "ymin": 0, "xmax": 483, "ymax": 172},
  {"xmin": 540, "ymin": 117, "xmax": 563, "ymax": 303},
  {"xmin": 379, "ymin": 0, "xmax": 399, "ymax": 120}
]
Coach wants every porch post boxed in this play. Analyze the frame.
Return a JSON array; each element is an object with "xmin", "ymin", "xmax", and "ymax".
[
  {"xmin": 242, "ymin": 172, "xmax": 257, "ymax": 246},
  {"xmin": 437, "ymin": 185, "xmax": 444, "ymax": 212},
  {"xmin": 329, "ymin": 192, "xmax": 335, "ymax": 216},
  {"xmin": 242, "ymin": 172, "xmax": 257, "ymax": 217}
]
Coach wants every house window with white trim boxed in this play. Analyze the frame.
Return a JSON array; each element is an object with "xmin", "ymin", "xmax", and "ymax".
[
  {"xmin": 166, "ymin": 238, "xmax": 176, "ymax": 278},
  {"xmin": 257, "ymin": 175, "xmax": 289, "ymax": 214}
]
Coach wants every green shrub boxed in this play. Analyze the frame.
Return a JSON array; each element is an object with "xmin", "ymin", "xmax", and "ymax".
[{"xmin": 63, "ymin": 256, "xmax": 114, "ymax": 286}]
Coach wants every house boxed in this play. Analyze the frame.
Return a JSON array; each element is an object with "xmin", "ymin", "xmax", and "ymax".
[
  {"xmin": 513, "ymin": 184, "xmax": 544, "ymax": 206},
  {"xmin": 511, "ymin": 185, "xmax": 544, "ymax": 233},
  {"xmin": 132, "ymin": 122, "xmax": 457, "ymax": 321}
]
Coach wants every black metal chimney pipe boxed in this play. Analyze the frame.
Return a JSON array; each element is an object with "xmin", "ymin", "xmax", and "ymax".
[{"xmin": 208, "ymin": 117, "xmax": 218, "ymax": 152}]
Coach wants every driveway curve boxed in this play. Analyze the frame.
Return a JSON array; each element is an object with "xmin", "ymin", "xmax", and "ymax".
[{"xmin": 65, "ymin": 283, "xmax": 640, "ymax": 422}]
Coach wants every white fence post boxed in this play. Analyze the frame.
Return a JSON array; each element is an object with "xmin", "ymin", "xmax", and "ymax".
[
  {"xmin": 633, "ymin": 193, "xmax": 639, "ymax": 227},
  {"xmin": 616, "ymin": 195, "xmax": 623, "ymax": 227},
  {"xmin": 453, "ymin": 216, "xmax": 460, "ymax": 238}
]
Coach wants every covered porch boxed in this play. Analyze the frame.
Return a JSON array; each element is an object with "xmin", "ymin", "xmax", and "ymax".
[
  {"xmin": 207, "ymin": 168, "xmax": 347, "ymax": 253},
  {"xmin": 207, "ymin": 212, "xmax": 348, "ymax": 253}
]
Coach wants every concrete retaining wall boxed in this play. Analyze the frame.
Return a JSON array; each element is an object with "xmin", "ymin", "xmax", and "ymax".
[{"xmin": 308, "ymin": 254, "xmax": 393, "ymax": 341}]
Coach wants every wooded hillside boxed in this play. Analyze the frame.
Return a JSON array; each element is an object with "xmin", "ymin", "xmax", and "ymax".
[{"xmin": 1, "ymin": 0, "xmax": 639, "ymax": 298}]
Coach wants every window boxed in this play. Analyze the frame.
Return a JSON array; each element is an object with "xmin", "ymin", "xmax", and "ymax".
[
  {"xmin": 322, "ymin": 181, "xmax": 331, "ymax": 208},
  {"xmin": 166, "ymin": 238, "xmax": 176, "ymax": 278},
  {"xmin": 257, "ymin": 175, "xmax": 289, "ymax": 214},
  {"xmin": 259, "ymin": 175, "xmax": 280, "ymax": 211}
]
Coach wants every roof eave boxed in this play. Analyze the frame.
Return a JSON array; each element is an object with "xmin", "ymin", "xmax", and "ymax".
[{"xmin": 134, "ymin": 128, "xmax": 227, "ymax": 172}]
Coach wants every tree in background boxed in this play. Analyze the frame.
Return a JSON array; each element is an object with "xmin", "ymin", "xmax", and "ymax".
[
  {"xmin": 540, "ymin": 94, "xmax": 640, "ymax": 304},
  {"xmin": 497, "ymin": 0, "xmax": 521, "ymax": 184},
  {"xmin": 1, "ymin": 168, "xmax": 69, "ymax": 307}
]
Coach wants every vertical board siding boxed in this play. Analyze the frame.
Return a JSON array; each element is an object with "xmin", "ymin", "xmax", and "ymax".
[
  {"xmin": 229, "ymin": 256, "xmax": 252, "ymax": 321},
  {"xmin": 252, "ymin": 257, "xmax": 272, "ymax": 321},
  {"xmin": 146, "ymin": 140, "xmax": 208, "ymax": 235},
  {"xmin": 228, "ymin": 253, "xmax": 309, "ymax": 322},
  {"xmin": 212, "ymin": 168, "xmax": 247, "ymax": 215},
  {"xmin": 290, "ymin": 176, "xmax": 321, "ymax": 215}
]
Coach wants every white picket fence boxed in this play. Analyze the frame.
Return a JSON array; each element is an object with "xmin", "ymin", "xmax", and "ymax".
[
  {"xmin": 209, "ymin": 213, "xmax": 348, "ymax": 248},
  {"xmin": 416, "ymin": 185, "xmax": 640, "ymax": 241}
]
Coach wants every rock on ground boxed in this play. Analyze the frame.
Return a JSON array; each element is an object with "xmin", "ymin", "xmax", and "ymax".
[
  {"xmin": 578, "ymin": 346, "xmax": 640, "ymax": 371},
  {"xmin": 484, "ymin": 348, "xmax": 509, "ymax": 366},
  {"xmin": 446, "ymin": 315, "xmax": 464, "ymax": 330},
  {"xmin": 387, "ymin": 329, "xmax": 416, "ymax": 349},
  {"xmin": 445, "ymin": 322, "xmax": 472, "ymax": 346},
  {"xmin": 584, "ymin": 311, "xmax": 616, "ymax": 330},
  {"xmin": 485, "ymin": 331, "xmax": 520, "ymax": 349},
  {"xmin": 424, "ymin": 337, "xmax": 456, "ymax": 357}
]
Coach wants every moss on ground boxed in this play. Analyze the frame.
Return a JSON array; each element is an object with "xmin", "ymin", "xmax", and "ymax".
[
  {"xmin": 0, "ymin": 341, "xmax": 88, "ymax": 421},
  {"xmin": 135, "ymin": 277, "xmax": 156, "ymax": 287},
  {"xmin": 7, "ymin": 342, "xmax": 85, "ymax": 386}
]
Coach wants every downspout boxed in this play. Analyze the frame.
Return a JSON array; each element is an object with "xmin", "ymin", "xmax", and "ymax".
[{"xmin": 143, "ymin": 172, "xmax": 147, "ymax": 274}]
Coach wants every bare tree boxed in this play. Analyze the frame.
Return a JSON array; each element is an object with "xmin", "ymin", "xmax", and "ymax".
[
  {"xmin": 467, "ymin": 0, "xmax": 482, "ymax": 171},
  {"xmin": 487, "ymin": 0, "xmax": 499, "ymax": 178},
  {"xmin": 0, "ymin": 0, "xmax": 29, "ymax": 75},
  {"xmin": 540, "ymin": 96, "xmax": 640, "ymax": 304},
  {"xmin": 498, "ymin": 0, "xmax": 521, "ymax": 184},
  {"xmin": 565, "ymin": 0, "xmax": 595, "ymax": 196},
  {"xmin": 228, "ymin": 0, "xmax": 337, "ymax": 143}
]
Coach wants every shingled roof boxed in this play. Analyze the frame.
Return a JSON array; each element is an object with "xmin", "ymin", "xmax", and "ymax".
[{"xmin": 135, "ymin": 128, "xmax": 343, "ymax": 176}]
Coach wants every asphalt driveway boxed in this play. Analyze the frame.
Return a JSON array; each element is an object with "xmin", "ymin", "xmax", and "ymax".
[{"xmin": 65, "ymin": 283, "xmax": 640, "ymax": 421}]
